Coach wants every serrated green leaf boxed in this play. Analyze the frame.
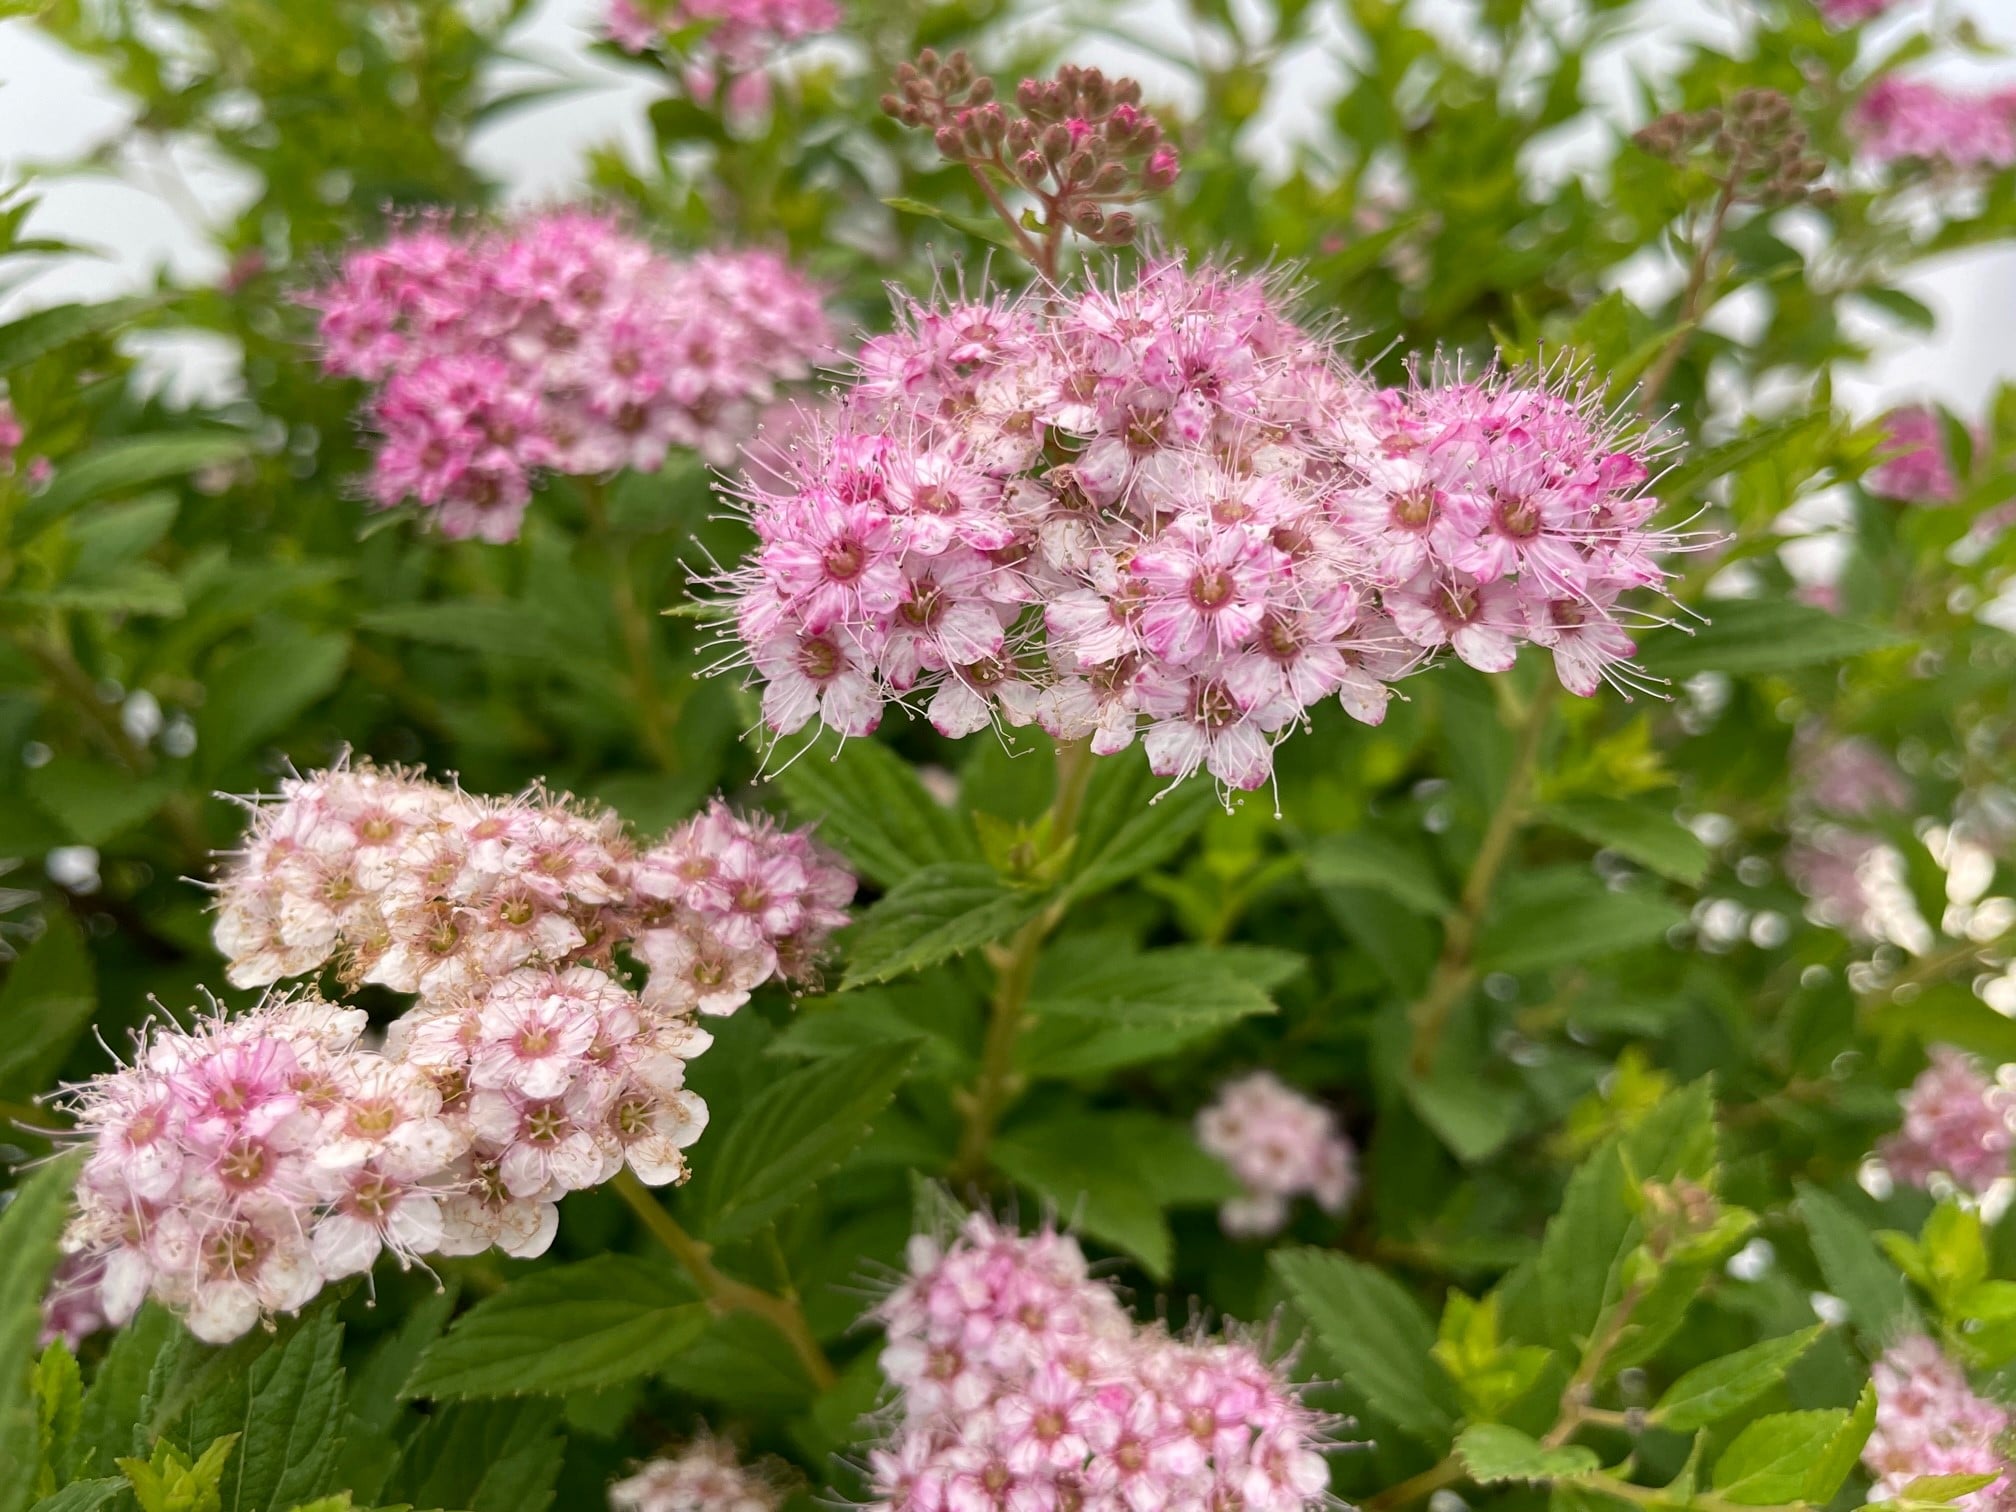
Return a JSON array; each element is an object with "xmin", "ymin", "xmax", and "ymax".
[
  {"xmin": 0, "ymin": 1154, "xmax": 80, "ymax": 1512},
  {"xmin": 993, "ymin": 1113, "xmax": 1175, "ymax": 1278},
  {"xmin": 1798, "ymin": 1184, "xmax": 1920, "ymax": 1341},
  {"xmin": 1272, "ymin": 1248, "xmax": 1462, "ymax": 1445},
  {"xmin": 22, "ymin": 762, "xmax": 176, "ymax": 848},
  {"xmin": 1540, "ymin": 797, "xmax": 1711, "ymax": 886},
  {"xmin": 71, "ymin": 1304, "xmax": 174, "ymax": 1476},
  {"xmin": 194, "ymin": 1302, "xmax": 350, "ymax": 1512},
  {"xmin": 691, "ymin": 1042, "xmax": 916, "ymax": 1241},
  {"xmin": 32, "ymin": 1343, "xmax": 79, "ymax": 1499},
  {"xmin": 1062, "ymin": 751, "xmax": 1217, "ymax": 901},
  {"xmin": 1455, "ymin": 1423, "xmax": 1600, "ymax": 1483},
  {"xmin": 11, "ymin": 433, "xmax": 250, "ymax": 546},
  {"xmin": 1898, "ymin": 1473, "xmax": 2003, "ymax": 1504},
  {"xmin": 404, "ymin": 1257, "xmax": 706, "ymax": 1401},
  {"xmin": 1303, "ymin": 831, "xmax": 1453, "ymax": 916},
  {"xmin": 1639, "ymin": 599, "xmax": 1903, "ymax": 679},
  {"xmin": 356, "ymin": 602, "xmax": 562, "ymax": 662},
  {"xmin": 1806, "ymin": 1381, "xmax": 1878, "ymax": 1505},
  {"xmin": 379, "ymin": 1398, "xmax": 562, "ymax": 1512},
  {"xmin": 1713, "ymin": 1408, "xmax": 1848, "ymax": 1504},
  {"xmin": 769, "ymin": 735, "xmax": 980, "ymax": 888},
  {"xmin": 1476, "ymin": 873, "xmax": 1684, "ymax": 974},
  {"xmin": 26, "ymin": 1480, "xmax": 123, "ymax": 1512},
  {"xmin": 1651, "ymin": 1325, "xmax": 1824, "ymax": 1430},
  {"xmin": 842, "ymin": 863, "xmax": 1046, "ymax": 988},
  {"xmin": 0, "ymin": 912, "xmax": 95, "ymax": 1103},
  {"xmin": 882, "ymin": 195, "xmax": 1022, "ymax": 249}
]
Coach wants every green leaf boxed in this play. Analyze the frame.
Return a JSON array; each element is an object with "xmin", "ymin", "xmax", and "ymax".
[
  {"xmin": 1658, "ymin": 418, "xmax": 1822, "ymax": 501},
  {"xmin": 1271, "ymin": 1248, "xmax": 1462, "ymax": 1445},
  {"xmin": 404, "ymin": 1257, "xmax": 707, "ymax": 1400},
  {"xmin": 1540, "ymin": 798, "xmax": 1711, "ymax": 887},
  {"xmin": 0, "ymin": 1155, "xmax": 80, "ymax": 1512},
  {"xmin": 1639, "ymin": 599, "xmax": 1902, "ymax": 679},
  {"xmin": 1303, "ymin": 831, "xmax": 1452, "ymax": 916},
  {"xmin": 842, "ymin": 863, "xmax": 1046, "ymax": 989},
  {"xmin": 190, "ymin": 1302, "xmax": 350, "ymax": 1512},
  {"xmin": 26, "ymin": 1481, "xmax": 123, "ymax": 1512},
  {"xmin": 656, "ymin": 1312, "xmax": 819, "ymax": 1412},
  {"xmin": 67, "ymin": 494, "xmax": 178, "ymax": 576},
  {"xmin": 356, "ymin": 602, "xmax": 564, "ymax": 662},
  {"xmin": 769, "ymin": 735, "xmax": 980, "ymax": 888},
  {"xmin": 1897, "ymin": 1474, "xmax": 2003, "ymax": 1504},
  {"xmin": 0, "ymin": 912, "xmax": 96, "ymax": 1103},
  {"xmin": 1797, "ymin": 1184, "xmax": 1920, "ymax": 1341},
  {"xmin": 1475, "ymin": 873, "xmax": 1684, "ymax": 974},
  {"xmin": 1651, "ymin": 1325, "xmax": 1825, "ymax": 1430},
  {"xmin": 1016, "ymin": 943, "xmax": 1289, "ymax": 1077},
  {"xmin": 12, "ymin": 562, "xmax": 184, "ymax": 617},
  {"xmin": 196, "ymin": 629, "xmax": 351, "ymax": 775},
  {"xmin": 379, "ymin": 1399, "xmax": 563, "ymax": 1512},
  {"xmin": 22, "ymin": 762, "xmax": 176, "ymax": 847},
  {"xmin": 1062, "ymin": 751, "xmax": 1217, "ymax": 901},
  {"xmin": 993, "ymin": 1111, "xmax": 1178, "ymax": 1278},
  {"xmin": 32, "ymin": 1343, "xmax": 79, "ymax": 1499},
  {"xmin": 0, "ymin": 297, "xmax": 161, "ymax": 377},
  {"xmin": 72, "ymin": 1304, "xmax": 174, "ymax": 1475},
  {"xmin": 1455, "ymin": 1423, "xmax": 1599, "ymax": 1483},
  {"xmin": 11, "ymin": 433, "xmax": 250, "ymax": 546},
  {"xmin": 1712, "ymin": 1408, "xmax": 1849, "ymax": 1504},
  {"xmin": 691, "ymin": 1042, "xmax": 916, "ymax": 1242},
  {"xmin": 883, "ymin": 195, "xmax": 1023, "ymax": 250},
  {"xmin": 1806, "ymin": 1382, "xmax": 1878, "ymax": 1505}
]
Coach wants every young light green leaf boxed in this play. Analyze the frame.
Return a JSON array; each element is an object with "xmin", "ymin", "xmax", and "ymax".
[
  {"xmin": 31, "ymin": 1343, "xmax": 79, "ymax": 1500},
  {"xmin": 770, "ymin": 735, "xmax": 980, "ymax": 888},
  {"xmin": 1271, "ymin": 1248, "xmax": 1463, "ymax": 1446},
  {"xmin": 1805, "ymin": 1381, "xmax": 1878, "ymax": 1505},
  {"xmin": 842, "ymin": 864, "xmax": 1046, "ymax": 989},
  {"xmin": 1650, "ymin": 1325, "xmax": 1825, "ymax": 1430},
  {"xmin": 1455, "ymin": 1423, "xmax": 1600, "ymax": 1483},
  {"xmin": 1898, "ymin": 1473, "xmax": 2003, "ymax": 1503},
  {"xmin": 0, "ymin": 1154, "xmax": 80, "ymax": 1512},
  {"xmin": 691, "ymin": 1041, "xmax": 917, "ymax": 1241},
  {"xmin": 1712, "ymin": 1408, "xmax": 1850, "ymax": 1504},
  {"xmin": 404, "ymin": 1256, "xmax": 706, "ymax": 1400}
]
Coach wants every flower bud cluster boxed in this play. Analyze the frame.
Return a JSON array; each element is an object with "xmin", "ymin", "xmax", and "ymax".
[
  {"xmin": 882, "ymin": 52, "xmax": 1180, "ymax": 247},
  {"xmin": 1864, "ymin": 1335, "xmax": 2013, "ymax": 1510},
  {"xmin": 712, "ymin": 261, "xmax": 1680, "ymax": 794},
  {"xmin": 866, "ymin": 1212, "xmax": 1333, "ymax": 1512},
  {"xmin": 609, "ymin": 1431, "xmax": 784, "ymax": 1512},
  {"xmin": 1634, "ymin": 90, "xmax": 1831, "ymax": 208},
  {"xmin": 1194, "ymin": 1071, "xmax": 1356, "ymax": 1237},
  {"xmin": 1852, "ymin": 77, "xmax": 2016, "ymax": 172},
  {"xmin": 310, "ymin": 209, "xmax": 831, "ymax": 542},
  {"xmin": 49, "ymin": 765, "xmax": 853, "ymax": 1345},
  {"xmin": 1879, "ymin": 1046, "xmax": 2015, "ymax": 1197}
]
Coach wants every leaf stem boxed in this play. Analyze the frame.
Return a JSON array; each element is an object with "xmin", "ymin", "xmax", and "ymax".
[
  {"xmin": 579, "ymin": 479, "xmax": 680, "ymax": 774},
  {"xmin": 950, "ymin": 738, "xmax": 1097, "ymax": 1182},
  {"xmin": 1638, "ymin": 158, "xmax": 1745, "ymax": 423},
  {"xmin": 610, "ymin": 1168, "xmax": 837, "ymax": 1391},
  {"xmin": 1406, "ymin": 681, "xmax": 1556, "ymax": 1077}
]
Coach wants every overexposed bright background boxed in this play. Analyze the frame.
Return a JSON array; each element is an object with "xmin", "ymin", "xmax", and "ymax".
[{"xmin": 0, "ymin": 0, "xmax": 2010, "ymax": 412}]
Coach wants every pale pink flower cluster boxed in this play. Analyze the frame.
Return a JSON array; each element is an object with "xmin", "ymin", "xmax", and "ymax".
[
  {"xmin": 311, "ymin": 210, "xmax": 831, "ymax": 542},
  {"xmin": 1869, "ymin": 407, "xmax": 1961, "ymax": 503},
  {"xmin": 1796, "ymin": 731, "xmax": 1912, "ymax": 819},
  {"xmin": 1865, "ymin": 1335, "xmax": 2013, "ymax": 1510},
  {"xmin": 1819, "ymin": 0, "xmax": 1899, "ymax": 22},
  {"xmin": 1195, "ymin": 1072, "xmax": 1355, "ymax": 1238},
  {"xmin": 715, "ymin": 261, "xmax": 1675, "ymax": 793},
  {"xmin": 1879, "ymin": 1047, "xmax": 2015, "ymax": 1196},
  {"xmin": 1852, "ymin": 78, "xmax": 2016, "ymax": 171},
  {"xmin": 0, "ymin": 398, "xmax": 19, "ymax": 474},
  {"xmin": 866, "ymin": 1213, "xmax": 1333, "ymax": 1512},
  {"xmin": 212, "ymin": 765, "xmax": 851, "ymax": 1014},
  {"xmin": 609, "ymin": 1433, "xmax": 782, "ymax": 1512}
]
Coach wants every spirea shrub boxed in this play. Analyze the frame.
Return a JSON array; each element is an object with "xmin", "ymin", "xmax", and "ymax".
[{"xmin": 2, "ymin": 0, "xmax": 2016, "ymax": 1508}]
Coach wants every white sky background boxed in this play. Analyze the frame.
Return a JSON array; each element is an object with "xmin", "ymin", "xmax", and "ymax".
[{"xmin": 0, "ymin": 0, "xmax": 2010, "ymax": 411}]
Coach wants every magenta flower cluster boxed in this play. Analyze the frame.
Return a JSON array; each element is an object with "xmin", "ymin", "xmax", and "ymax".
[
  {"xmin": 1194, "ymin": 1071, "xmax": 1355, "ymax": 1238},
  {"xmin": 1852, "ymin": 78, "xmax": 2016, "ymax": 171},
  {"xmin": 716, "ymin": 260, "xmax": 1675, "ymax": 793},
  {"xmin": 604, "ymin": 0, "xmax": 840, "ymax": 69},
  {"xmin": 53, "ymin": 765, "xmax": 852, "ymax": 1344},
  {"xmin": 610, "ymin": 1433, "xmax": 782, "ymax": 1512},
  {"xmin": 1818, "ymin": 0, "xmax": 1900, "ymax": 23},
  {"xmin": 1864, "ymin": 1335, "xmax": 2013, "ymax": 1510},
  {"xmin": 1879, "ymin": 1046, "xmax": 2015, "ymax": 1196},
  {"xmin": 866, "ymin": 1212, "xmax": 1332, "ymax": 1512},
  {"xmin": 310, "ymin": 210, "xmax": 831, "ymax": 542}
]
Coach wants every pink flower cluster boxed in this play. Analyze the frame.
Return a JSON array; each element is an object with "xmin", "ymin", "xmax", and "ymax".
[
  {"xmin": 1852, "ymin": 78, "xmax": 2016, "ymax": 171},
  {"xmin": 1869, "ymin": 407, "xmax": 1961, "ymax": 503},
  {"xmin": 1194, "ymin": 1072, "xmax": 1356, "ymax": 1238},
  {"xmin": 45, "ymin": 766, "xmax": 854, "ymax": 1344},
  {"xmin": 866, "ymin": 1212, "xmax": 1332, "ymax": 1512},
  {"xmin": 0, "ymin": 398, "xmax": 19, "ymax": 474},
  {"xmin": 610, "ymin": 1433, "xmax": 782, "ymax": 1512},
  {"xmin": 604, "ymin": 0, "xmax": 840, "ymax": 70},
  {"xmin": 1819, "ymin": 0, "xmax": 1900, "ymax": 22},
  {"xmin": 1879, "ymin": 1047, "xmax": 2015, "ymax": 1196},
  {"xmin": 213, "ymin": 765, "xmax": 851, "ymax": 1015},
  {"xmin": 1864, "ymin": 1335, "xmax": 2013, "ymax": 1510},
  {"xmin": 715, "ymin": 261, "xmax": 1675, "ymax": 793},
  {"xmin": 311, "ymin": 210, "xmax": 831, "ymax": 542}
]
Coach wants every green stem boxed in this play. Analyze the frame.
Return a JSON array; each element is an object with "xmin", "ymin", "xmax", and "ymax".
[
  {"xmin": 611, "ymin": 1168, "xmax": 837, "ymax": 1392},
  {"xmin": 1362, "ymin": 1455, "xmax": 1464, "ymax": 1512},
  {"xmin": 950, "ymin": 739, "xmax": 1097, "ymax": 1183},
  {"xmin": 1406, "ymin": 681, "xmax": 1556, "ymax": 1077},
  {"xmin": 1638, "ymin": 158, "xmax": 1744, "ymax": 423},
  {"xmin": 580, "ymin": 480, "xmax": 679, "ymax": 774}
]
